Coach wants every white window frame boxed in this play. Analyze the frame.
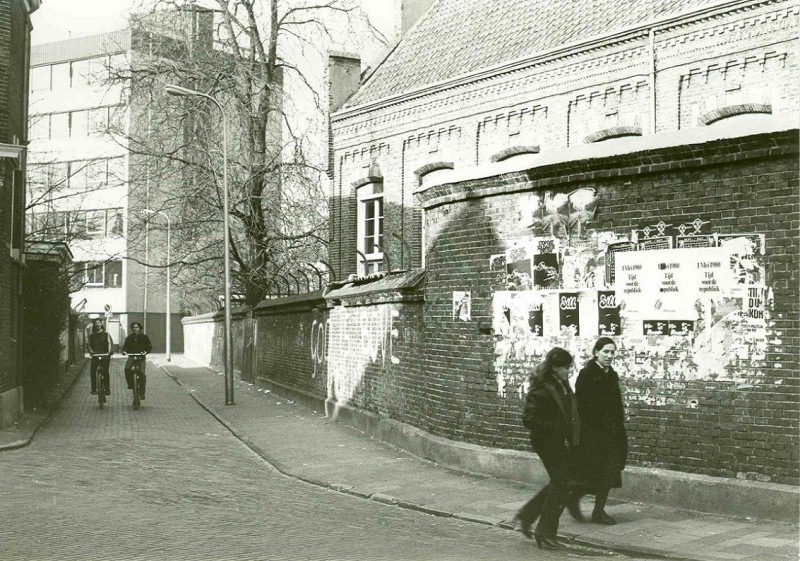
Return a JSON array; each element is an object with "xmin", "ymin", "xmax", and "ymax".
[{"xmin": 357, "ymin": 182, "xmax": 384, "ymax": 276}]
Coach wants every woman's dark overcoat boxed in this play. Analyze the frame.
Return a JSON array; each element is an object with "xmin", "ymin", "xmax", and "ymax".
[{"xmin": 575, "ymin": 359, "xmax": 628, "ymax": 491}]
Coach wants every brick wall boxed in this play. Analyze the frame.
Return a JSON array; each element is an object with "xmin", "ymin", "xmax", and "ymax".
[{"xmin": 418, "ymin": 128, "xmax": 799, "ymax": 484}]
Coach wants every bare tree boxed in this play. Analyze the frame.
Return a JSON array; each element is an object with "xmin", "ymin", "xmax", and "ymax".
[{"xmin": 110, "ymin": 0, "xmax": 383, "ymax": 308}]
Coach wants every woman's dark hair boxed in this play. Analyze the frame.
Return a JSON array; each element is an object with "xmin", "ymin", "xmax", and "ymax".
[
  {"xmin": 130, "ymin": 322, "xmax": 143, "ymax": 330},
  {"xmin": 531, "ymin": 347, "xmax": 573, "ymax": 384},
  {"xmin": 592, "ymin": 337, "xmax": 617, "ymax": 355}
]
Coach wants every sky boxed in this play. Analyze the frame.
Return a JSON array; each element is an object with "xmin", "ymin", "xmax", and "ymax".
[
  {"xmin": 32, "ymin": 0, "xmax": 135, "ymax": 44},
  {"xmin": 31, "ymin": 0, "xmax": 396, "ymax": 46}
]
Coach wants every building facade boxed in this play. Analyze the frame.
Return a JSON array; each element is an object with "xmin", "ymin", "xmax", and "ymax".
[
  {"xmin": 26, "ymin": 11, "xmax": 215, "ymax": 352},
  {"xmin": 322, "ymin": 0, "xmax": 799, "ymax": 484},
  {"xmin": 0, "ymin": 0, "xmax": 40, "ymax": 427}
]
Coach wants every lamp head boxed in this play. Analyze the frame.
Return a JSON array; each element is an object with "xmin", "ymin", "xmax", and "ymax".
[{"xmin": 165, "ymin": 84, "xmax": 199, "ymax": 97}]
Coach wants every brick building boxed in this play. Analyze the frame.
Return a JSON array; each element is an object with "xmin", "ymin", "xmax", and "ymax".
[
  {"xmin": 0, "ymin": 0, "xmax": 40, "ymax": 427},
  {"xmin": 323, "ymin": 0, "xmax": 799, "ymax": 484}
]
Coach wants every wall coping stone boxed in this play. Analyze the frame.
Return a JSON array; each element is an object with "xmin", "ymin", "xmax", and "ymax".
[
  {"xmin": 181, "ymin": 306, "xmax": 250, "ymax": 325},
  {"xmin": 416, "ymin": 115, "xmax": 798, "ymax": 209},
  {"xmin": 253, "ymin": 290, "xmax": 327, "ymax": 315},
  {"xmin": 325, "ymin": 269, "xmax": 425, "ymax": 306}
]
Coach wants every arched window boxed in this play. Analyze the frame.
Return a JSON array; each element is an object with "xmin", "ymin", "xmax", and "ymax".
[
  {"xmin": 356, "ymin": 180, "xmax": 384, "ymax": 275},
  {"xmin": 414, "ymin": 161, "xmax": 454, "ymax": 190}
]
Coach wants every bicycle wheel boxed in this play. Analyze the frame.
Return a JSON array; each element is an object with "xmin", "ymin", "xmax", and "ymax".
[
  {"xmin": 97, "ymin": 367, "xmax": 106, "ymax": 408},
  {"xmin": 132, "ymin": 365, "xmax": 140, "ymax": 410}
]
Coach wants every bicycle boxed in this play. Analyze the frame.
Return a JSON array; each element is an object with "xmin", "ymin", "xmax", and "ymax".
[
  {"xmin": 90, "ymin": 353, "xmax": 111, "ymax": 408},
  {"xmin": 126, "ymin": 352, "xmax": 147, "ymax": 410}
]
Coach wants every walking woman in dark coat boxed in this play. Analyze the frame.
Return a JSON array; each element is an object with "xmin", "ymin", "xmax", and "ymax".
[
  {"xmin": 575, "ymin": 337, "xmax": 628, "ymax": 525},
  {"xmin": 516, "ymin": 347, "xmax": 582, "ymax": 550}
]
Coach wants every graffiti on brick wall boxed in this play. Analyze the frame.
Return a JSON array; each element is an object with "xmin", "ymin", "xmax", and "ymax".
[
  {"xmin": 310, "ymin": 318, "xmax": 329, "ymax": 379},
  {"xmin": 492, "ymin": 209, "xmax": 773, "ymax": 406},
  {"xmin": 326, "ymin": 307, "xmax": 400, "ymax": 404}
]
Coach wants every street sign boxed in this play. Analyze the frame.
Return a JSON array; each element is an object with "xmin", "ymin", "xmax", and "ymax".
[{"xmin": 103, "ymin": 304, "xmax": 112, "ymax": 312}]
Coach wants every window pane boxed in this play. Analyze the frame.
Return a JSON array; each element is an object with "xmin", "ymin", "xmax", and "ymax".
[
  {"xmin": 70, "ymin": 110, "xmax": 88, "ymax": 137},
  {"xmin": 30, "ymin": 66, "xmax": 50, "ymax": 91},
  {"xmin": 27, "ymin": 164, "xmax": 48, "ymax": 199},
  {"xmin": 50, "ymin": 112, "xmax": 69, "ymax": 139},
  {"xmin": 104, "ymin": 260, "xmax": 122, "ymax": 288},
  {"xmin": 85, "ymin": 210, "xmax": 105, "ymax": 237},
  {"xmin": 49, "ymin": 162, "xmax": 70, "ymax": 190},
  {"xmin": 69, "ymin": 162, "xmax": 88, "ymax": 191},
  {"xmin": 51, "ymin": 63, "xmax": 70, "ymax": 90},
  {"xmin": 108, "ymin": 53, "xmax": 127, "ymax": 77},
  {"xmin": 71, "ymin": 59, "xmax": 91, "ymax": 88},
  {"xmin": 88, "ymin": 56, "xmax": 108, "ymax": 84},
  {"xmin": 365, "ymin": 200, "xmax": 374, "ymax": 220},
  {"xmin": 107, "ymin": 156, "xmax": 125, "ymax": 185},
  {"xmin": 85, "ymin": 261, "xmax": 103, "ymax": 285},
  {"xmin": 29, "ymin": 114, "xmax": 49, "ymax": 140},
  {"xmin": 88, "ymin": 107, "xmax": 108, "ymax": 136},
  {"xmin": 86, "ymin": 159, "xmax": 107, "ymax": 188},
  {"xmin": 67, "ymin": 211, "xmax": 84, "ymax": 238}
]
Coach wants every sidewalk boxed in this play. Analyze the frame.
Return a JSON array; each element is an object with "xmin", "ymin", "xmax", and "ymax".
[
  {"xmin": 4, "ymin": 354, "xmax": 797, "ymax": 561},
  {"xmin": 0, "ymin": 357, "xmax": 87, "ymax": 450}
]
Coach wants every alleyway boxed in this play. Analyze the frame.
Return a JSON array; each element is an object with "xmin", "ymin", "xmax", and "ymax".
[{"xmin": 1, "ymin": 358, "xmax": 635, "ymax": 561}]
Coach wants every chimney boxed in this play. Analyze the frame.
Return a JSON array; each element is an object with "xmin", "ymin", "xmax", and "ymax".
[
  {"xmin": 327, "ymin": 52, "xmax": 361, "ymax": 178},
  {"xmin": 328, "ymin": 51, "xmax": 361, "ymax": 113},
  {"xmin": 401, "ymin": 0, "xmax": 436, "ymax": 35}
]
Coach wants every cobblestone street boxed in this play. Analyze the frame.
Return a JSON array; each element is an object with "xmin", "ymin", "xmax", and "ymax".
[{"xmin": 1, "ymin": 359, "xmax": 636, "ymax": 561}]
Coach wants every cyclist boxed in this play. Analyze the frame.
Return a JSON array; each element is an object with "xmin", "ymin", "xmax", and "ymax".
[
  {"xmin": 86, "ymin": 318, "xmax": 113, "ymax": 395},
  {"xmin": 122, "ymin": 322, "xmax": 153, "ymax": 399}
]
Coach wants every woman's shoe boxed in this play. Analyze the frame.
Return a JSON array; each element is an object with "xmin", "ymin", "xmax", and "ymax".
[
  {"xmin": 534, "ymin": 535, "xmax": 565, "ymax": 550},
  {"xmin": 591, "ymin": 510, "xmax": 618, "ymax": 525},
  {"xmin": 512, "ymin": 513, "xmax": 533, "ymax": 539}
]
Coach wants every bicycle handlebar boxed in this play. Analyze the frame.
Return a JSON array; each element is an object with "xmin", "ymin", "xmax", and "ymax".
[
  {"xmin": 125, "ymin": 352, "xmax": 148, "ymax": 357},
  {"xmin": 89, "ymin": 353, "xmax": 111, "ymax": 357}
]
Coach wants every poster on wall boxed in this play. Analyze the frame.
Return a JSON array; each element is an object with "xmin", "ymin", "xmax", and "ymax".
[
  {"xmin": 605, "ymin": 241, "xmax": 636, "ymax": 285},
  {"xmin": 638, "ymin": 236, "xmax": 673, "ymax": 251},
  {"xmin": 505, "ymin": 243, "xmax": 533, "ymax": 290},
  {"xmin": 489, "ymin": 254, "xmax": 506, "ymax": 286},
  {"xmin": 667, "ymin": 320, "xmax": 695, "ymax": 336},
  {"xmin": 597, "ymin": 290, "xmax": 621, "ymax": 336},
  {"xmin": 676, "ymin": 234, "xmax": 716, "ymax": 249},
  {"xmin": 718, "ymin": 234, "xmax": 765, "ymax": 284},
  {"xmin": 453, "ymin": 291, "xmax": 471, "ymax": 321},
  {"xmin": 615, "ymin": 246, "xmax": 735, "ymax": 305},
  {"xmin": 532, "ymin": 237, "xmax": 560, "ymax": 289},
  {"xmin": 559, "ymin": 292, "xmax": 580, "ymax": 335},
  {"xmin": 528, "ymin": 299, "xmax": 544, "ymax": 336}
]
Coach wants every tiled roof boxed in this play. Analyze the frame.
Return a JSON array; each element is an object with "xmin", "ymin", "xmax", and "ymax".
[{"xmin": 346, "ymin": 0, "xmax": 734, "ymax": 108}]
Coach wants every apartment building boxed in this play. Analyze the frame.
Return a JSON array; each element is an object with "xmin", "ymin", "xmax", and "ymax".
[{"xmin": 26, "ymin": 16, "xmax": 208, "ymax": 352}]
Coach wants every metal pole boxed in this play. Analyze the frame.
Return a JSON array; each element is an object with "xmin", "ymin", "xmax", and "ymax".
[
  {"xmin": 164, "ymin": 212, "xmax": 171, "ymax": 362},
  {"xmin": 218, "ymin": 98, "xmax": 234, "ymax": 405},
  {"xmin": 165, "ymin": 84, "xmax": 234, "ymax": 404}
]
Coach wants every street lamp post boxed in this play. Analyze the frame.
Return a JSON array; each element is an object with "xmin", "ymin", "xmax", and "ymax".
[
  {"xmin": 142, "ymin": 209, "xmax": 171, "ymax": 362},
  {"xmin": 166, "ymin": 84, "xmax": 234, "ymax": 405}
]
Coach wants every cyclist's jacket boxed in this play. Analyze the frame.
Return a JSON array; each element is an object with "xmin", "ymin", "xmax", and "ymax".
[
  {"xmin": 88, "ymin": 331, "xmax": 113, "ymax": 354},
  {"xmin": 123, "ymin": 333, "xmax": 153, "ymax": 354}
]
